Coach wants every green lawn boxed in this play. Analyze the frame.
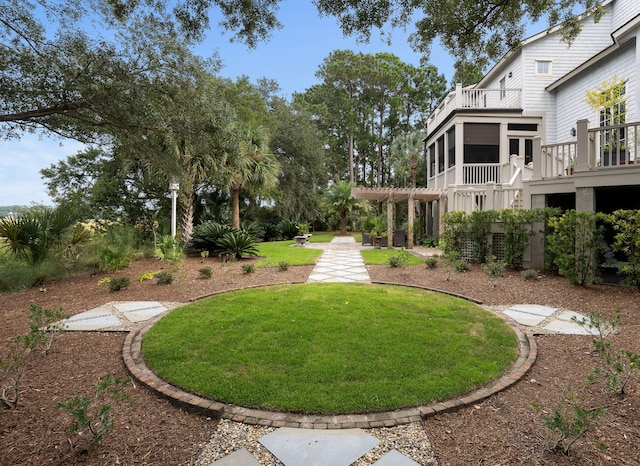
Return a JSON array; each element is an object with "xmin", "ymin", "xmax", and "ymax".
[
  {"xmin": 360, "ymin": 249, "xmax": 426, "ymax": 265},
  {"xmin": 255, "ymin": 240, "xmax": 323, "ymax": 267},
  {"xmin": 143, "ymin": 283, "xmax": 519, "ymax": 415}
]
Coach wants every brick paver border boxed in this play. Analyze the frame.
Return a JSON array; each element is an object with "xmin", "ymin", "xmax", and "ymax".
[{"xmin": 122, "ymin": 283, "xmax": 537, "ymax": 429}]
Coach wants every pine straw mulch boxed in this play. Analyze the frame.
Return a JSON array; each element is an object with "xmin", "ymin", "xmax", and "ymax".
[{"xmin": 1, "ymin": 254, "xmax": 639, "ymax": 465}]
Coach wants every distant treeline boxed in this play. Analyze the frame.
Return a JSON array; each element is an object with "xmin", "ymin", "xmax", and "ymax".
[{"xmin": 0, "ymin": 206, "xmax": 26, "ymax": 218}]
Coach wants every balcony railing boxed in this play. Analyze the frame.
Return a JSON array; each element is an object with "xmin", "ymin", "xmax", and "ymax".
[
  {"xmin": 540, "ymin": 142, "xmax": 576, "ymax": 178},
  {"xmin": 427, "ymin": 83, "xmax": 522, "ymax": 133},
  {"xmin": 463, "ymin": 163, "xmax": 501, "ymax": 184},
  {"xmin": 589, "ymin": 122, "xmax": 638, "ymax": 167}
]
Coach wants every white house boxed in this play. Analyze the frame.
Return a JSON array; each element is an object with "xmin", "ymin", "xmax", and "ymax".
[{"xmin": 423, "ymin": 0, "xmax": 640, "ymax": 236}]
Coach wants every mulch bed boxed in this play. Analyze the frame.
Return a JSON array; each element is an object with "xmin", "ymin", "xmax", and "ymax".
[{"xmin": 1, "ymin": 255, "xmax": 639, "ymax": 465}]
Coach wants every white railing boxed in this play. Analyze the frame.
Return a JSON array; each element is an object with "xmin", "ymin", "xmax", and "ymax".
[
  {"xmin": 540, "ymin": 142, "xmax": 576, "ymax": 178},
  {"xmin": 460, "ymin": 88, "xmax": 521, "ymax": 109},
  {"xmin": 463, "ymin": 163, "xmax": 501, "ymax": 184},
  {"xmin": 451, "ymin": 184, "xmax": 524, "ymax": 213},
  {"xmin": 589, "ymin": 122, "xmax": 638, "ymax": 167},
  {"xmin": 427, "ymin": 84, "xmax": 522, "ymax": 132}
]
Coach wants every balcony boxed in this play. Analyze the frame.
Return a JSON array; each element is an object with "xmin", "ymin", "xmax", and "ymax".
[{"xmin": 427, "ymin": 83, "xmax": 522, "ymax": 133}]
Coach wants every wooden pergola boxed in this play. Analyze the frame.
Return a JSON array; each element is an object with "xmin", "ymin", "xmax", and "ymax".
[{"xmin": 350, "ymin": 187, "xmax": 446, "ymax": 249}]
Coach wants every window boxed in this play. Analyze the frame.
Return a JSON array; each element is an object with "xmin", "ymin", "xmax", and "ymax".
[
  {"xmin": 508, "ymin": 123, "xmax": 538, "ymax": 131},
  {"xmin": 447, "ymin": 127, "xmax": 456, "ymax": 168},
  {"xmin": 429, "ymin": 143, "xmax": 436, "ymax": 177},
  {"xmin": 535, "ymin": 60, "xmax": 552, "ymax": 76},
  {"xmin": 598, "ymin": 81, "xmax": 627, "ymax": 165},
  {"xmin": 499, "ymin": 77, "xmax": 506, "ymax": 99},
  {"xmin": 463, "ymin": 123, "xmax": 500, "ymax": 164},
  {"xmin": 437, "ymin": 136, "xmax": 445, "ymax": 173}
]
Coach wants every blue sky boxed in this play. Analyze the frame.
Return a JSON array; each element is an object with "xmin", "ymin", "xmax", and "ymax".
[{"xmin": 0, "ymin": 1, "xmax": 454, "ymax": 206}]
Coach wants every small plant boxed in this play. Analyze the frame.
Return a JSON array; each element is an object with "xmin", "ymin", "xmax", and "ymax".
[
  {"xmin": 278, "ymin": 261, "xmax": 290, "ymax": 271},
  {"xmin": 421, "ymin": 235, "xmax": 439, "ymax": 248},
  {"xmin": 535, "ymin": 390, "xmax": 606, "ymax": 455},
  {"xmin": 425, "ymin": 257, "xmax": 438, "ymax": 269},
  {"xmin": 57, "ymin": 374, "xmax": 131, "ymax": 452},
  {"xmin": 444, "ymin": 251, "xmax": 468, "ymax": 280},
  {"xmin": 216, "ymin": 231, "xmax": 259, "ymax": 260},
  {"xmin": 108, "ymin": 276, "xmax": 130, "ymax": 291},
  {"xmin": 482, "ymin": 256, "xmax": 505, "ymax": 287},
  {"xmin": 155, "ymin": 271, "xmax": 174, "ymax": 285},
  {"xmin": 25, "ymin": 304, "xmax": 67, "ymax": 354},
  {"xmin": 388, "ymin": 249, "xmax": 411, "ymax": 268},
  {"xmin": 241, "ymin": 263, "xmax": 255, "ymax": 274},
  {"xmin": 1, "ymin": 305, "xmax": 66, "ymax": 408},
  {"xmin": 521, "ymin": 268, "xmax": 540, "ymax": 281},
  {"xmin": 573, "ymin": 310, "xmax": 638, "ymax": 395},
  {"xmin": 198, "ymin": 266, "xmax": 213, "ymax": 279},
  {"xmin": 200, "ymin": 250, "xmax": 210, "ymax": 261},
  {"xmin": 136, "ymin": 271, "xmax": 158, "ymax": 281},
  {"xmin": 97, "ymin": 277, "xmax": 112, "ymax": 285}
]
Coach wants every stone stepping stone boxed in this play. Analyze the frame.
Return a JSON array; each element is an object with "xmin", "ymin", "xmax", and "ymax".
[
  {"xmin": 210, "ymin": 447, "xmax": 260, "ymax": 465},
  {"xmin": 114, "ymin": 301, "xmax": 169, "ymax": 323},
  {"xmin": 259, "ymin": 427, "xmax": 379, "ymax": 466},
  {"xmin": 62, "ymin": 313, "xmax": 122, "ymax": 331},
  {"xmin": 373, "ymin": 449, "xmax": 421, "ymax": 465}
]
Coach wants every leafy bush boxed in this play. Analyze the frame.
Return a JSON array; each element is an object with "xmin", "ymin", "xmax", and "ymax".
[
  {"xmin": 198, "ymin": 266, "xmax": 213, "ymax": 278},
  {"xmin": 136, "ymin": 271, "xmax": 157, "ymax": 281},
  {"xmin": 277, "ymin": 219, "xmax": 300, "ymax": 240},
  {"xmin": 240, "ymin": 221, "xmax": 264, "ymax": 241},
  {"xmin": 57, "ymin": 375, "xmax": 131, "ymax": 452},
  {"xmin": 259, "ymin": 221, "xmax": 281, "ymax": 242},
  {"xmin": 605, "ymin": 209, "xmax": 640, "ymax": 289},
  {"xmin": 215, "ymin": 231, "xmax": 259, "ymax": 259},
  {"xmin": 388, "ymin": 249, "xmax": 411, "ymax": 268},
  {"xmin": 421, "ymin": 235, "xmax": 439, "ymax": 248},
  {"xmin": 547, "ymin": 210, "xmax": 603, "ymax": 285},
  {"xmin": 535, "ymin": 390, "xmax": 606, "ymax": 455},
  {"xmin": 425, "ymin": 257, "xmax": 438, "ymax": 269},
  {"xmin": 155, "ymin": 271, "xmax": 174, "ymax": 285},
  {"xmin": 241, "ymin": 263, "xmax": 255, "ymax": 274},
  {"xmin": 190, "ymin": 221, "xmax": 234, "ymax": 253},
  {"xmin": 277, "ymin": 261, "xmax": 290, "ymax": 271},
  {"xmin": 108, "ymin": 276, "xmax": 130, "ymax": 291},
  {"xmin": 156, "ymin": 235, "xmax": 184, "ymax": 263},
  {"xmin": 521, "ymin": 269, "xmax": 540, "ymax": 281},
  {"xmin": 98, "ymin": 246, "xmax": 130, "ymax": 272},
  {"xmin": 0, "ymin": 206, "xmax": 81, "ymax": 265},
  {"xmin": 442, "ymin": 211, "xmax": 469, "ymax": 256},
  {"xmin": 468, "ymin": 210, "xmax": 498, "ymax": 263},
  {"xmin": 500, "ymin": 209, "xmax": 549, "ymax": 269}
]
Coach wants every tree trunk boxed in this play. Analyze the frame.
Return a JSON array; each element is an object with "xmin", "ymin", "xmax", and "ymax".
[
  {"xmin": 179, "ymin": 191, "xmax": 194, "ymax": 245},
  {"xmin": 232, "ymin": 187, "xmax": 241, "ymax": 229},
  {"xmin": 340, "ymin": 212, "xmax": 347, "ymax": 235}
]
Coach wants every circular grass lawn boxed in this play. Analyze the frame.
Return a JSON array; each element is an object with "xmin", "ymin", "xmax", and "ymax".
[{"xmin": 142, "ymin": 283, "xmax": 519, "ymax": 415}]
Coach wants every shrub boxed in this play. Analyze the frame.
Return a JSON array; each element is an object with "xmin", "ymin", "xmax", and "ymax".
[
  {"xmin": 605, "ymin": 209, "xmax": 640, "ymax": 289},
  {"xmin": 425, "ymin": 257, "xmax": 438, "ymax": 269},
  {"xmin": 190, "ymin": 222, "xmax": 234, "ymax": 253},
  {"xmin": 421, "ymin": 235, "xmax": 439, "ymax": 248},
  {"xmin": 482, "ymin": 256, "xmax": 505, "ymax": 287},
  {"xmin": 241, "ymin": 263, "xmax": 255, "ymax": 274},
  {"xmin": 535, "ymin": 390, "xmax": 606, "ymax": 455},
  {"xmin": 98, "ymin": 246, "xmax": 130, "ymax": 272},
  {"xmin": 388, "ymin": 249, "xmax": 411, "ymax": 268},
  {"xmin": 108, "ymin": 276, "xmax": 130, "ymax": 291},
  {"xmin": 156, "ymin": 235, "xmax": 184, "ymax": 263},
  {"xmin": 215, "ymin": 231, "xmax": 259, "ymax": 260},
  {"xmin": 0, "ymin": 206, "xmax": 81, "ymax": 265},
  {"xmin": 57, "ymin": 375, "xmax": 131, "ymax": 452},
  {"xmin": 0, "ymin": 259, "xmax": 37, "ymax": 291},
  {"xmin": 469, "ymin": 210, "xmax": 498, "ymax": 263},
  {"xmin": 277, "ymin": 220, "xmax": 300, "ymax": 240},
  {"xmin": 277, "ymin": 261, "xmax": 290, "ymax": 271},
  {"xmin": 259, "ymin": 221, "xmax": 281, "ymax": 242},
  {"xmin": 500, "ymin": 209, "xmax": 544, "ymax": 269},
  {"xmin": 155, "ymin": 271, "xmax": 174, "ymax": 284},
  {"xmin": 547, "ymin": 210, "xmax": 603, "ymax": 285},
  {"xmin": 443, "ymin": 211, "xmax": 470, "ymax": 256},
  {"xmin": 521, "ymin": 269, "xmax": 540, "ymax": 281},
  {"xmin": 240, "ymin": 221, "xmax": 265, "ymax": 241},
  {"xmin": 198, "ymin": 266, "xmax": 213, "ymax": 279}
]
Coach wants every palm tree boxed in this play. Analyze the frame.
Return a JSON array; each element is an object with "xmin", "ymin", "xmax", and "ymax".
[
  {"xmin": 390, "ymin": 131, "xmax": 423, "ymax": 188},
  {"xmin": 321, "ymin": 181, "xmax": 364, "ymax": 235},
  {"xmin": 228, "ymin": 125, "xmax": 281, "ymax": 229}
]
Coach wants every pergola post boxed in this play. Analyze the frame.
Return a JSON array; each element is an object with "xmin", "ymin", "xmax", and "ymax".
[
  {"xmin": 386, "ymin": 198, "xmax": 393, "ymax": 249},
  {"xmin": 438, "ymin": 194, "xmax": 446, "ymax": 238},
  {"xmin": 407, "ymin": 193, "xmax": 415, "ymax": 249}
]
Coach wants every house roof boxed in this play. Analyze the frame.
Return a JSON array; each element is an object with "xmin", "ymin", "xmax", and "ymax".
[
  {"xmin": 477, "ymin": 0, "xmax": 616, "ymax": 88},
  {"xmin": 350, "ymin": 187, "xmax": 444, "ymax": 202}
]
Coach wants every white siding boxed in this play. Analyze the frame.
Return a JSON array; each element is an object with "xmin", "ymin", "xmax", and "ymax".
[
  {"xmin": 553, "ymin": 41, "xmax": 638, "ymax": 145},
  {"xmin": 612, "ymin": 0, "xmax": 640, "ymax": 31}
]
